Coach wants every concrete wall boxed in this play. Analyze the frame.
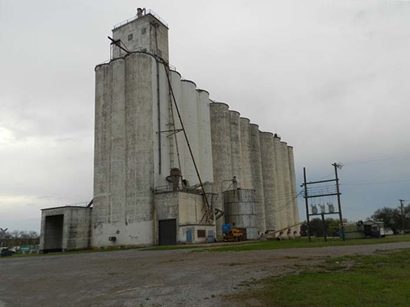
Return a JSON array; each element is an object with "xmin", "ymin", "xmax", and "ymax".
[
  {"xmin": 154, "ymin": 191, "xmax": 215, "ymax": 244},
  {"xmin": 40, "ymin": 207, "xmax": 91, "ymax": 251},
  {"xmin": 112, "ymin": 13, "xmax": 169, "ymax": 61}
]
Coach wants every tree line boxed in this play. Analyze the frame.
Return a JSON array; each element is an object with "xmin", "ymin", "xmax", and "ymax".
[
  {"xmin": 300, "ymin": 203, "xmax": 410, "ymax": 237},
  {"xmin": 0, "ymin": 229, "xmax": 40, "ymax": 247}
]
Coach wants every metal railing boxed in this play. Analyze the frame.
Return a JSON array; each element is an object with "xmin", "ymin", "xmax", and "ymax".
[{"xmin": 113, "ymin": 9, "xmax": 168, "ymax": 30}]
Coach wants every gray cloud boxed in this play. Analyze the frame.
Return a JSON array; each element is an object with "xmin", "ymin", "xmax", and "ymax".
[{"xmin": 1, "ymin": 0, "xmax": 410, "ymax": 231}]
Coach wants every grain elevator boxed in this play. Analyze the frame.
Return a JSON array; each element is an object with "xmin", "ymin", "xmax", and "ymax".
[{"xmin": 40, "ymin": 10, "xmax": 299, "ymax": 251}]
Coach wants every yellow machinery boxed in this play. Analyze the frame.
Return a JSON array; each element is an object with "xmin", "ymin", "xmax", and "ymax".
[{"xmin": 223, "ymin": 225, "xmax": 247, "ymax": 242}]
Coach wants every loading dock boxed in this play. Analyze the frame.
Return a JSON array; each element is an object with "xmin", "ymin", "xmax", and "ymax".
[
  {"xmin": 43, "ymin": 215, "xmax": 64, "ymax": 252},
  {"xmin": 159, "ymin": 219, "xmax": 177, "ymax": 245}
]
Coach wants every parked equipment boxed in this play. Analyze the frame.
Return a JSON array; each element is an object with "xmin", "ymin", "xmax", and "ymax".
[{"xmin": 222, "ymin": 224, "xmax": 247, "ymax": 242}]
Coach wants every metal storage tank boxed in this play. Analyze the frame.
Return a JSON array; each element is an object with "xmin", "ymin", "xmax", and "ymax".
[
  {"xmin": 259, "ymin": 131, "xmax": 276, "ymax": 231},
  {"xmin": 210, "ymin": 102, "xmax": 232, "ymax": 236},
  {"xmin": 240, "ymin": 118, "xmax": 252, "ymax": 189},
  {"xmin": 273, "ymin": 135, "xmax": 285, "ymax": 230},
  {"xmin": 249, "ymin": 124, "xmax": 266, "ymax": 233},
  {"xmin": 196, "ymin": 89, "xmax": 214, "ymax": 183},
  {"xmin": 223, "ymin": 189, "xmax": 258, "ymax": 239},
  {"xmin": 181, "ymin": 79, "xmax": 199, "ymax": 185},
  {"xmin": 288, "ymin": 146, "xmax": 299, "ymax": 225},
  {"xmin": 229, "ymin": 110, "xmax": 242, "ymax": 185}
]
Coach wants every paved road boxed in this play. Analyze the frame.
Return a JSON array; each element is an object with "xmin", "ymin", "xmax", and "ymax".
[{"xmin": 1, "ymin": 242, "xmax": 410, "ymax": 307}]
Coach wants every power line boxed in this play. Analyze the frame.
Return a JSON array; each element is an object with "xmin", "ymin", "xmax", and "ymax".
[{"xmin": 343, "ymin": 178, "xmax": 410, "ymax": 186}]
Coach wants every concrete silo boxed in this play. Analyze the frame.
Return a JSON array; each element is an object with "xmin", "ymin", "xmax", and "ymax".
[
  {"xmin": 229, "ymin": 111, "xmax": 242, "ymax": 185},
  {"xmin": 272, "ymin": 135, "xmax": 285, "ymax": 230},
  {"xmin": 196, "ymin": 89, "xmax": 214, "ymax": 184},
  {"xmin": 210, "ymin": 102, "xmax": 233, "ymax": 235},
  {"xmin": 259, "ymin": 132, "xmax": 276, "ymax": 231},
  {"xmin": 180, "ymin": 80, "xmax": 199, "ymax": 185},
  {"xmin": 93, "ymin": 52, "xmax": 158, "ymax": 247},
  {"xmin": 240, "ymin": 118, "xmax": 253, "ymax": 189},
  {"xmin": 249, "ymin": 124, "xmax": 266, "ymax": 233},
  {"xmin": 280, "ymin": 141, "xmax": 293, "ymax": 227},
  {"xmin": 288, "ymin": 146, "xmax": 299, "ymax": 226}
]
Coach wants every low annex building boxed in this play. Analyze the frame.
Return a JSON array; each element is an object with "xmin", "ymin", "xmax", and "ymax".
[{"xmin": 40, "ymin": 9, "xmax": 299, "ymax": 252}]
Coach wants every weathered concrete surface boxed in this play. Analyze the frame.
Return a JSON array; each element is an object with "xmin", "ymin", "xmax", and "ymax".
[
  {"xmin": 93, "ymin": 53, "xmax": 156, "ymax": 247},
  {"xmin": 2, "ymin": 242, "xmax": 410, "ymax": 307},
  {"xmin": 40, "ymin": 207, "xmax": 91, "ymax": 251},
  {"xmin": 249, "ymin": 124, "xmax": 266, "ymax": 233},
  {"xmin": 223, "ymin": 189, "xmax": 258, "ymax": 239},
  {"xmin": 112, "ymin": 13, "xmax": 169, "ymax": 61},
  {"xmin": 259, "ymin": 132, "xmax": 276, "ymax": 231},
  {"xmin": 154, "ymin": 191, "xmax": 216, "ymax": 243}
]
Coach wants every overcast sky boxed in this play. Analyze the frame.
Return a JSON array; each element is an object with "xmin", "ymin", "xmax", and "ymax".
[{"xmin": 1, "ymin": 0, "xmax": 410, "ymax": 232}]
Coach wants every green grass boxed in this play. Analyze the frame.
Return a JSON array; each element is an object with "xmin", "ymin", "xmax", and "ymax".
[
  {"xmin": 197, "ymin": 234, "xmax": 410, "ymax": 252},
  {"xmin": 229, "ymin": 248, "xmax": 410, "ymax": 306}
]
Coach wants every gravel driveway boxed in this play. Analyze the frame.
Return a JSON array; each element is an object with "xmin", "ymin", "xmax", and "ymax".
[{"xmin": 1, "ymin": 241, "xmax": 410, "ymax": 307}]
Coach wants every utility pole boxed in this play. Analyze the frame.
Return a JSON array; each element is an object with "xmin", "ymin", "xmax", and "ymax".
[
  {"xmin": 302, "ymin": 163, "xmax": 345, "ymax": 242},
  {"xmin": 399, "ymin": 199, "xmax": 405, "ymax": 234},
  {"xmin": 303, "ymin": 167, "xmax": 311, "ymax": 242},
  {"xmin": 332, "ymin": 163, "xmax": 345, "ymax": 240}
]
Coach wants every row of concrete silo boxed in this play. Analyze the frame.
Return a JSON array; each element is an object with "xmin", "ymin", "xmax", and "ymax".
[
  {"xmin": 209, "ymin": 102, "xmax": 299, "ymax": 235},
  {"xmin": 168, "ymin": 71, "xmax": 214, "ymax": 186}
]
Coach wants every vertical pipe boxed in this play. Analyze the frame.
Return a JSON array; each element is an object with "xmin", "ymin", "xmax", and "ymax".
[
  {"xmin": 156, "ymin": 61, "xmax": 161, "ymax": 175},
  {"xmin": 169, "ymin": 70, "xmax": 183, "ymax": 171},
  {"xmin": 250, "ymin": 124, "xmax": 266, "ymax": 233}
]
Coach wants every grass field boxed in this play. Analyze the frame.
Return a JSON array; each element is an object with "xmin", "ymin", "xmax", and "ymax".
[
  {"xmin": 191, "ymin": 234, "xmax": 410, "ymax": 252},
  {"xmin": 141, "ymin": 235, "xmax": 410, "ymax": 252},
  {"xmin": 228, "ymin": 248, "xmax": 410, "ymax": 306}
]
